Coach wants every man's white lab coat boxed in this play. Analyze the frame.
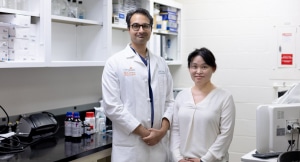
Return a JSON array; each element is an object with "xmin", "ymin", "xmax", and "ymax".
[{"xmin": 102, "ymin": 44, "xmax": 174, "ymax": 162}]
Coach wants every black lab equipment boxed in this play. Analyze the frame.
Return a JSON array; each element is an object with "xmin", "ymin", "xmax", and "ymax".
[{"xmin": 17, "ymin": 112, "xmax": 59, "ymax": 140}]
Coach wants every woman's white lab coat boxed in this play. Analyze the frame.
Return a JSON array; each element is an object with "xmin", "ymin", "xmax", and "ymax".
[{"xmin": 102, "ymin": 44, "xmax": 174, "ymax": 162}]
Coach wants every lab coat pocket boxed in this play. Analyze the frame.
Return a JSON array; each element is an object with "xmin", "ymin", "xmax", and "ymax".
[
  {"xmin": 112, "ymin": 145, "xmax": 136, "ymax": 162},
  {"xmin": 113, "ymin": 126, "xmax": 137, "ymax": 147}
]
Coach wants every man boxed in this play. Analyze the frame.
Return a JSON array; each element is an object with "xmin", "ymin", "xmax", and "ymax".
[{"xmin": 102, "ymin": 8, "xmax": 174, "ymax": 162}]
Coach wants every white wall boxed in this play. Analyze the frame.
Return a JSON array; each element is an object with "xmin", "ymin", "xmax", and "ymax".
[
  {"xmin": 1, "ymin": 0, "xmax": 300, "ymax": 161},
  {"xmin": 172, "ymin": 0, "xmax": 300, "ymax": 161},
  {"xmin": 0, "ymin": 67, "xmax": 103, "ymax": 117}
]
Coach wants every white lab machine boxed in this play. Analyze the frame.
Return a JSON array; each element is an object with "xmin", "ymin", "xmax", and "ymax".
[
  {"xmin": 242, "ymin": 83, "xmax": 300, "ymax": 162},
  {"xmin": 242, "ymin": 103, "xmax": 300, "ymax": 162},
  {"xmin": 256, "ymin": 103, "xmax": 300, "ymax": 154}
]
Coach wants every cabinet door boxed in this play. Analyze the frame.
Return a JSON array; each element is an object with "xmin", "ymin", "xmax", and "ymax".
[{"xmin": 49, "ymin": 0, "xmax": 110, "ymax": 67}]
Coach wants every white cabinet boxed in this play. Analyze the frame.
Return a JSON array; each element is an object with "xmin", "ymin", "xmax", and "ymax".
[
  {"xmin": 111, "ymin": 0, "xmax": 182, "ymax": 65},
  {"xmin": 49, "ymin": 0, "xmax": 110, "ymax": 67},
  {"xmin": 0, "ymin": 0, "xmax": 181, "ymax": 68},
  {"xmin": 149, "ymin": 0, "xmax": 182, "ymax": 65},
  {"xmin": 0, "ymin": 0, "xmax": 110, "ymax": 68},
  {"xmin": 0, "ymin": 0, "xmax": 42, "ymax": 67}
]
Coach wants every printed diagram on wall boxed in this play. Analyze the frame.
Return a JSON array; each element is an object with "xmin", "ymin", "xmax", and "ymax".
[{"xmin": 277, "ymin": 26, "xmax": 296, "ymax": 68}]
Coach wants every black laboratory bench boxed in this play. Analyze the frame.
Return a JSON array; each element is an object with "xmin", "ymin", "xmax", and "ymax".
[
  {"xmin": 0, "ymin": 104, "xmax": 112, "ymax": 162},
  {"xmin": 0, "ymin": 125, "xmax": 112, "ymax": 162}
]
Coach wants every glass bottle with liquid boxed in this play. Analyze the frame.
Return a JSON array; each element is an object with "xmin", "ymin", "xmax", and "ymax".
[
  {"xmin": 71, "ymin": 112, "xmax": 82, "ymax": 142},
  {"xmin": 64, "ymin": 111, "xmax": 73, "ymax": 138},
  {"xmin": 77, "ymin": 1, "xmax": 85, "ymax": 19}
]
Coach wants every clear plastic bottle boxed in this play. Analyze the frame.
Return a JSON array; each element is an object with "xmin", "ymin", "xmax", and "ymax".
[
  {"xmin": 77, "ymin": 1, "xmax": 85, "ymax": 19},
  {"xmin": 64, "ymin": 111, "xmax": 73, "ymax": 138},
  {"xmin": 99, "ymin": 118, "xmax": 106, "ymax": 134},
  {"xmin": 99, "ymin": 133, "xmax": 107, "ymax": 145},
  {"xmin": 71, "ymin": 112, "xmax": 82, "ymax": 142},
  {"xmin": 95, "ymin": 101, "xmax": 106, "ymax": 132}
]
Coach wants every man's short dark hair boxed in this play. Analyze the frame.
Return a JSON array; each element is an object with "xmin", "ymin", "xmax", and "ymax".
[{"xmin": 126, "ymin": 8, "xmax": 153, "ymax": 29}]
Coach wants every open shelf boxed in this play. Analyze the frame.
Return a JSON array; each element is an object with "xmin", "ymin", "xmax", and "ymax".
[
  {"xmin": 52, "ymin": 15, "xmax": 102, "ymax": 26},
  {"xmin": 0, "ymin": 8, "xmax": 39, "ymax": 17}
]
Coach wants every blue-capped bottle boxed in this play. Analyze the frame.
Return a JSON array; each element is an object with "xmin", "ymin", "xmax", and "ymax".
[
  {"xmin": 71, "ymin": 112, "xmax": 82, "ymax": 142},
  {"xmin": 64, "ymin": 111, "xmax": 73, "ymax": 138}
]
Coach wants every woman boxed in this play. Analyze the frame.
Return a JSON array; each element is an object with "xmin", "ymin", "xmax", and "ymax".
[{"xmin": 170, "ymin": 47, "xmax": 235, "ymax": 162}]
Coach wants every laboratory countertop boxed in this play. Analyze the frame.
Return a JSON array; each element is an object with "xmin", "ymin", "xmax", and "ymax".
[
  {"xmin": 0, "ymin": 109, "xmax": 112, "ymax": 162},
  {"xmin": 0, "ymin": 127, "xmax": 112, "ymax": 162},
  {"xmin": 241, "ymin": 150, "xmax": 278, "ymax": 162}
]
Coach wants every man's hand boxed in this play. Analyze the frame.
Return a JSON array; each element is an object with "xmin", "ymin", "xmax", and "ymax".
[
  {"xmin": 179, "ymin": 159, "xmax": 190, "ymax": 162},
  {"xmin": 142, "ymin": 118, "xmax": 170, "ymax": 146},
  {"xmin": 133, "ymin": 124, "xmax": 150, "ymax": 138},
  {"xmin": 185, "ymin": 158, "xmax": 201, "ymax": 162},
  {"xmin": 142, "ymin": 128, "xmax": 166, "ymax": 146}
]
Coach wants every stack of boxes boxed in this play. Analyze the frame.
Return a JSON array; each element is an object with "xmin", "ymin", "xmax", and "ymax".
[
  {"xmin": 0, "ymin": 14, "xmax": 38, "ymax": 62},
  {"xmin": 154, "ymin": 4, "xmax": 178, "ymax": 33},
  {"xmin": 112, "ymin": 0, "xmax": 141, "ymax": 25},
  {"xmin": 0, "ymin": 25, "xmax": 9, "ymax": 61}
]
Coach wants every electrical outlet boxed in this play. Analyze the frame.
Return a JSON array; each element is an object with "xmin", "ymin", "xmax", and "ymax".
[{"xmin": 0, "ymin": 117, "xmax": 7, "ymax": 126}]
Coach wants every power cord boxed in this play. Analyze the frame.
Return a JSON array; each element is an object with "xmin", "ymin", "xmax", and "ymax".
[
  {"xmin": 0, "ymin": 111, "xmax": 60, "ymax": 154},
  {"xmin": 0, "ymin": 135, "xmax": 24, "ymax": 154},
  {"xmin": 286, "ymin": 127, "xmax": 300, "ymax": 151},
  {"xmin": 0, "ymin": 105, "xmax": 9, "ymax": 133},
  {"xmin": 0, "ymin": 131, "xmax": 58, "ymax": 154},
  {"xmin": 297, "ymin": 128, "xmax": 300, "ymax": 151}
]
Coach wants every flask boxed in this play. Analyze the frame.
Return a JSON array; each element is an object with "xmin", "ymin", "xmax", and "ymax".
[
  {"xmin": 85, "ymin": 112, "xmax": 96, "ymax": 134},
  {"xmin": 64, "ymin": 111, "xmax": 73, "ymax": 138},
  {"xmin": 68, "ymin": 0, "xmax": 77, "ymax": 18},
  {"xmin": 77, "ymin": 1, "xmax": 85, "ymax": 19},
  {"xmin": 71, "ymin": 112, "xmax": 82, "ymax": 141}
]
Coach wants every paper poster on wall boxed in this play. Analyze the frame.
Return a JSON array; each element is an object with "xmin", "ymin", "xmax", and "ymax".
[{"xmin": 277, "ymin": 27, "xmax": 296, "ymax": 67}]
